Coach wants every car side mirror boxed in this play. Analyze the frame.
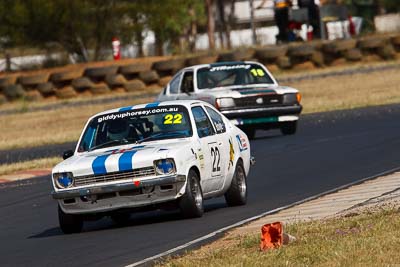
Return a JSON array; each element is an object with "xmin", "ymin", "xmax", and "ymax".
[{"xmin": 63, "ymin": 150, "xmax": 74, "ymax": 160}]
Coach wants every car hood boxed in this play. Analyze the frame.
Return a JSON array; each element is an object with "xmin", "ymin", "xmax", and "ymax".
[
  {"xmin": 200, "ymin": 84, "xmax": 298, "ymax": 98},
  {"xmin": 52, "ymin": 140, "xmax": 193, "ymax": 177}
]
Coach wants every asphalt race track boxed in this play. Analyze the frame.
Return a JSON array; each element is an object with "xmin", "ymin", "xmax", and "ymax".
[{"xmin": 1, "ymin": 104, "xmax": 400, "ymax": 267}]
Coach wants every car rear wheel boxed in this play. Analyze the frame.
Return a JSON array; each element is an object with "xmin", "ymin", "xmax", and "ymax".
[
  {"xmin": 280, "ymin": 121, "xmax": 297, "ymax": 135},
  {"xmin": 58, "ymin": 205, "xmax": 83, "ymax": 234},
  {"xmin": 179, "ymin": 169, "xmax": 204, "ymax": 218},
  {"xmin": 225, "ymin": 161, "xmax": 247, "ymax": 206}
]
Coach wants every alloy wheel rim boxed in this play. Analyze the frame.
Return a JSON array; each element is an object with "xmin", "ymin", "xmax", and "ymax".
[
  {"xmin": 192, "ymin": 178, "xmax": 203, "ymax": 208},
  {"xmin": 237, "ymin": 167, "xmax": 246, "ymax": 197}
]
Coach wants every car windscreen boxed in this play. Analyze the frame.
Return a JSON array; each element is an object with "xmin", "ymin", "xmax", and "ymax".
[
  {"xmin": 197, "ymin": 63, "xmax": 274, "ymax": 89},
  {"xmin": 78, "ymin": 105, "xmax": 192, "ymax": 152}
]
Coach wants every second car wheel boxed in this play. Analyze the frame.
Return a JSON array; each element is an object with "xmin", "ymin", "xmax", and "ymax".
[
  {"xmin": 58, "ymin": 205, "xmax": 83, "ymax": 234},
  {"xmin": 280, "ymin": 121, "xmax": 297, "ymax": 135},
  {"xmin": 179, "ymin": 169, "xmax": 204, "ymax": 218},
  {"xmin": 225, "ymin": 160, "xmax": 247, "ymax": 206}
]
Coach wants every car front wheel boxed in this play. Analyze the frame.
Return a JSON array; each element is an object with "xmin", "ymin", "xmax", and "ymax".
[
  {"xmin": 225, "ymin": 161, "xmax": 247, "ymax": 206},
  {"xmin": 58, "ymin": 205, "xmax": 83, "ymax": 234},
  {"xmin": 179, "ymin": 169, "xmax": 204, "ymax": 218}
]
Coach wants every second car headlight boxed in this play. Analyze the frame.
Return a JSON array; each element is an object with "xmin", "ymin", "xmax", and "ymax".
[
  {"xmin": 53, "ymin": 172, "xmax": 74, "ymax": 189},
  {"xmin": 216, "ymin": 98, "xmax": 235, "ymax": 109},
  {"xmin": 154, "ymin": 159, "xmax": 176, "ymax": 175},
  {"xmin": 283, "ymin": 93, "xmax": 301, "ymax": 104}
]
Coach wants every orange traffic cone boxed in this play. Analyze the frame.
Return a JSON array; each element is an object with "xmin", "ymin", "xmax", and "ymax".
[{"xmin": 260, "ymin": 222, "xmax": 283, "ymax": 251}]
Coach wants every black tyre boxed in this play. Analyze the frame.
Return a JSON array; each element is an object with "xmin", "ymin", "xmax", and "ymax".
[
  {"xmin": 225, "ymin": 161, "xmax": 247, "ymax": 206},
  {"xmin": 280, "ymin": 121, "xmax": 297, "ymax": 135},
  {"xmin": 179, "ymin": 169, "xmax": 203, "ymax": 218},
  {"xmin": 111, "ymin": 212, "xmax": 131, "ymax": 226},
  {"xmin": 58, "ymin": 205, "xmax": 83, "ymax": 234}
]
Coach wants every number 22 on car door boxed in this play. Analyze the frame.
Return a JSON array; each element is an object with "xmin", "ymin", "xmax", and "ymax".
[{"xmin": 208, "ymin": 142, "xmax": 221, "ymax": 177}]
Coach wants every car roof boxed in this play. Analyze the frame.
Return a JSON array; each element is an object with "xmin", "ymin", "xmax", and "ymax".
[
  {"xmin": 91, "ymin": 100, "xmax": 207, "ymax": 118},
  {"xmin": 181, "ymin": 60, "xmax": 263, "ymax": 72}
]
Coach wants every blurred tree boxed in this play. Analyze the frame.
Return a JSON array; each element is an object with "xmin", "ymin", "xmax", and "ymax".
[
  {"xmin": 140, "ymin": 0, "xmax": 205, "ymax": 56},
  {"xmin": 205, "ymin": 0, "xmax": 216, "ymax": 50},
  {"xmin": 0, "ymin": 0, "xmax": 207, "ymax": 60}
]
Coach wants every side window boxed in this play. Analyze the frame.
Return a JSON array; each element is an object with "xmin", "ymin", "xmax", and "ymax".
[
  {"xmin": 180, "ymin": 71, "xmax": 194, "ymax": 93},
  {"xmin": 192, "ymin": 106, "xmax": 215, "ymax": 138},
  {"xmin": 169, "ymin": 73, "xmax": 182, "ymax": 94},
  {"xmin": 205, "ymin": 107, "xmax": 226, "ymax": 134}
]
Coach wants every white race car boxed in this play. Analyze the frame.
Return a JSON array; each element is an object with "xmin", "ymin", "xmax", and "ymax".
[
  {"xmin": 52, "ymin": 100, "xmax": 254, "ymax": 233},
  {"xmin": 156, "ymin": 61, "xmax": 302, "ymax": 139}
]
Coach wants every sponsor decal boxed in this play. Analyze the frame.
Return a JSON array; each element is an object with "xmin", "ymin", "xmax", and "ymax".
[
  {"xmin": 236, "ymin": 134, "xmax": 248, "ymax": 152},
  {"xmin": 210, "ymin": 64, "xmax": 251, "ymax": 72},
  {"xmin": 215, "ymin": 121, "xmax": 225, "ymax": 132},
  {"xmin": 228, "ymin": 138, "xmax": 235, "ymax": 170},
  {"xmin": 97, "ymin": 107, "xmax": 179, "ymax": 123},
  {"xmin": 198, "ymin": 148, "xmax": 205, "ymax": 169}
]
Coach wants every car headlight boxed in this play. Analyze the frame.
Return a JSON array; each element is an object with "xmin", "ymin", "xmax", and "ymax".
[
  {"xmin": 154, "ymin": 159, "xmax": 176, "ymax": 175},
  {"xmin": 216, "ymin": 98, "xmax": 235, "ymax": 109},
  {"xmin": 53, "ymin": 172, "xmax": 74, "ymax": 189},
  {"xmin": 283, "ymin": 93, "xmax": 301, "ymax": 104}
]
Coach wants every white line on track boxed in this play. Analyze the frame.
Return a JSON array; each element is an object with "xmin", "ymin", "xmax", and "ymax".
[{"xmin": 126, "ymin": 166, "xmax": 400, "ymax": 267}]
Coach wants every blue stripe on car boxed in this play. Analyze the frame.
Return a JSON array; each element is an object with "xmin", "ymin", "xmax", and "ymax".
[
  {"xmin": 92, "ymin": 154, "xmax": 111, "ymax": 175},
  {"xmin": 119, "ymin": 106, "xmax": 134, "ymax": 112},
  {"xmin": 145, "ymin": 102, "xmax": 160, "ymax": 108},
  {"xmin": 118, "ymin": 150, "xmax": 138, "ymax": 172}
]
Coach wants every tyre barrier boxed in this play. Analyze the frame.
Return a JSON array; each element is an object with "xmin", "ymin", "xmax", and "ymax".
[
  {"xmin": 84, "ymin": 66, "xmax": 119, "ymax": 82},
  {"xmin": 105, "ymin": 74, "xmax": 127, "ymax": 88},
  {"xmin": 0, "ymin": 34, "xmax": 399, "ymax": 103},
  {"xmin": 71, "ymin": 77, "xmax": 94, "ymax": 92},
  {"xmin": 344, "ymin": 48, "xmax": 363, "ymax": 61},
  {"xmin": 37, "ymin": 82, "xmax": 56, "ymax": 96},
  {"xmin": 152, "ymin": 58, "xmax": 186, "ymax": 73},
  {"xmin": 124, "ymin": 79, "xmax": 146, "ymax": 92},
  {"xmin": 90, "ymin": 83, "xmax": 111, "ymax": 95},
  {"xmin": 139, "ymin": 70, "xmax": 159, "ymax": 84},
  {"xmin": 255, "ymin": 46, "xmax": 288, "ymax": 62},
  {"xmin": 55, "ymin": 86, "xmax": 78, "ymax": 99},
  {"xmin": 186, "ymin": 54, "xmax": 218, "ymax": 66},
  {"xmin": 17, "ymin": 74, "xmax": 49, "ymax": 87}
]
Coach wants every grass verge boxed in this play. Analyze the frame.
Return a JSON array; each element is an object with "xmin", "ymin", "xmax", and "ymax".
[
  {"xmin": 160, "ymin": 207, "xmax": 400, "ymax": 267},
  {"xmin": 0, "ymin": 157, "xmax": 61, "ymax": 176}
]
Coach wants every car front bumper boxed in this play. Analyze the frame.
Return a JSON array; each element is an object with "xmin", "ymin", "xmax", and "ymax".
[
  {"xmin": 220, "ymin": 105, "xmax": 302, "ymax": 126},
  {"xmin": 52, "ymin": 174, "xmax": 186, "ymax": 214}
]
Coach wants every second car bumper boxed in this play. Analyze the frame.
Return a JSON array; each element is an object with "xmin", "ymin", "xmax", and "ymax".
[{"xmin": 220, "ymin": 105, "xmax": 302, "ymax": 126}]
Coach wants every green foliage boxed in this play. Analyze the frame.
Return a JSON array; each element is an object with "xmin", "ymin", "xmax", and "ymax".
[
  {"xmin": 381, "ymin": 0, "xmax": 400, "ymax": 13},
  {"xmin": 0, "ymin": 0, "xmax": 206, "ymax": 59}
]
